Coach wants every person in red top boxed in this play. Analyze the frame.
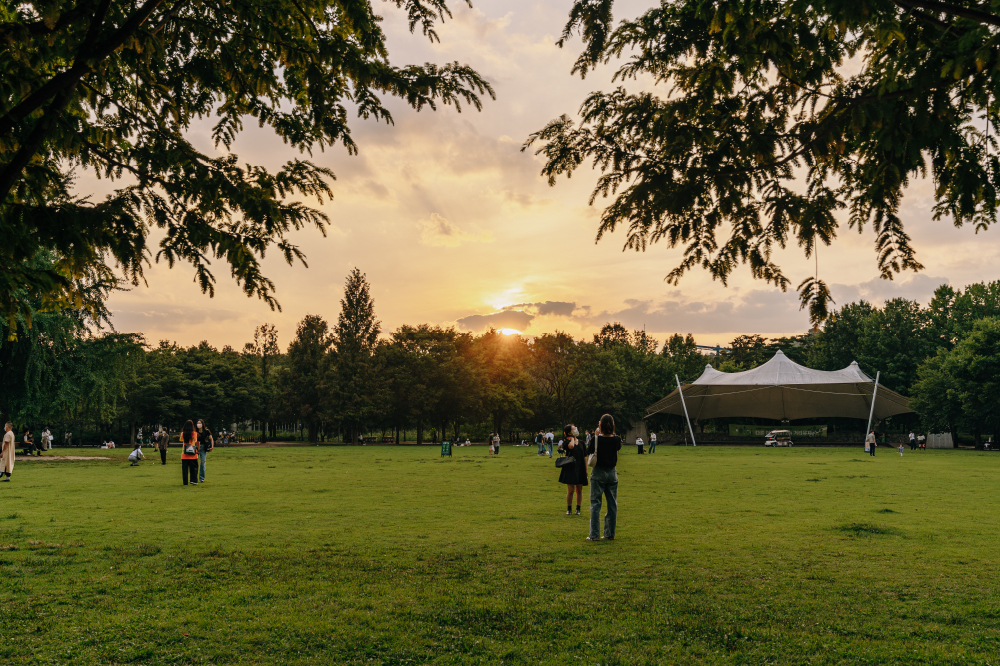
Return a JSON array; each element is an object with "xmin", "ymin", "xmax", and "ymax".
[{"xmin": 180, "ymin": 420, "xmax": 199, "ymax": 486}]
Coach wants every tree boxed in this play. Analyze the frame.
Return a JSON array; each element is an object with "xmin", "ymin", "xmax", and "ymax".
[
  {"xmin": 244, "ymin": 323, "xmax": 280, "ymax": 441},
  {"xmin": 525, "ymin": 0, "xmax": 1000, "ymax": 325},
  {"xmin": 661, "ymin": 333, "xmax": 708, "ymax": 382},
  {"xmin": 910, "ymin": 349, "xmax": 963, "ymax": 446},
  {"xmin": 331, "ymin": 268, "xmax": 383, "ymax": 443},
  {"xmin": 1, "ymin": 0, "xmax": 494, "ymax": 323},
  {"xmin": 912, "ymin": 317, "xmax": 1000, "ymax": 447},
  {"xmin": 279, "ymin": 315, "xmax": 333, "ymax": 443},
  {"xmin": 728, "ymin": 334, "xmax": 768, "ymax": 370}
]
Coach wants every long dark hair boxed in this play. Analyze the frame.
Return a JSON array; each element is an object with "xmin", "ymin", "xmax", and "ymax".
[
  {"xmin": 196, "ymin": 418, "xmax": 212, "ymax": 437},
  {"xmin": 599, "ymin": 414, "xmax": 615, "ymax": 436},
  {"xmin": 182, "ymin": 420, "xmax": 195, "ymax": 444}
]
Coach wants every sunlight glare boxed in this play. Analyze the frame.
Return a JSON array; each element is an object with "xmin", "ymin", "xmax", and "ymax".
[{"xmin": 501, "ymin": 328, "xmax": 521, "ymax": 336}]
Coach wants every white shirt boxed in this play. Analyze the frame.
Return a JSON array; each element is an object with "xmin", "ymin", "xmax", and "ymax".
[
  {"xmin": 650, "ymin": 433, "xmax": 657, "ymax": 441},
  {"xmin": 636, "ymin": 438, "xmax": 644, "ymax": 446}
]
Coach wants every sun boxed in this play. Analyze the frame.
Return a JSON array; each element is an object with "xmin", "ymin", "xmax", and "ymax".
[{"xmin": 500, "ymin": 328, "xmax": 521, "ymax": 336}]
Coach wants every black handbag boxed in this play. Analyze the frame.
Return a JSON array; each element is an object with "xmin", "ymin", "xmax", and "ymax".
[{"xmin": 555, "ymin": 456, "xmax": 575, "ymax": 468}]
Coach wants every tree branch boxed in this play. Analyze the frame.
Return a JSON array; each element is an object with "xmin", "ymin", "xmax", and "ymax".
[{"xmin": 892, "ymin": 0, "xmax": 1000, "ymax": 27}]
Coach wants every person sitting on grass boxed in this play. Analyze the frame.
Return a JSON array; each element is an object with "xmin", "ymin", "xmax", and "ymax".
[{"xmin": 128, "ymin": 443, "xmax": 145, "ymax": 466}]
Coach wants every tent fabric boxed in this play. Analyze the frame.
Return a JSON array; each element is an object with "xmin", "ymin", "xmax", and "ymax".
[{"xmin": 646, "ymin": 350, "xmax": 912, "ymax": 421}]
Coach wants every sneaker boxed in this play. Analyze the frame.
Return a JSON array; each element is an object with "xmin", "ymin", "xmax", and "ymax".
[
  {"xmin": 191, "ymin": 482, "xmax": 198, "ymax": 486},
  {"xmin": 565, "ymin": 509, "xmax": 572, "ymax": 515},
  {"xmin": 575, "ymin": 509, "xmax": 581, "ymax": 515},
  {"xmin": 604, "ymin": 536, "xmax": 614, "ymax": 540},
  {"xmin": 1, "ymin": 477, "xmax": 9, "ymax": 482},
  {"xmin": 586, "ymin": 536, "xmax": 599, "ymax": 541}
]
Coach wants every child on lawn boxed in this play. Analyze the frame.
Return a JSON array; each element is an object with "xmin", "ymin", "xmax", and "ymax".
[{"xmin": 898, "ymin": 443, "xmax": 904, "ymax": 457}]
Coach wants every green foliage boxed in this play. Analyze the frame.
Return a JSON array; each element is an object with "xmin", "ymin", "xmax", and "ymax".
[
  {"xmin": 331, "ymin": 268, "xmax": 384, "ymax": 442},
  {"xmin": 526, "ymin": 0, "xmax": 1000, "ymax": 322},
  {"xmin": 912, "ymin": 317, "xmax": 1000, "ymax": 446},
  {"xmin": 276, "ymin": 315, "xmax": 333, "ymax": 442},
  {"xmin": 1, "ymin": 0, "xmax": 494, "ymax": 323}
]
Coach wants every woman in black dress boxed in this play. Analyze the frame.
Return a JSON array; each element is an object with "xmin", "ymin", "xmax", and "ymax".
[{"xmin": 558, "ymin": 424, "xmax": 588, "ymax": 515}]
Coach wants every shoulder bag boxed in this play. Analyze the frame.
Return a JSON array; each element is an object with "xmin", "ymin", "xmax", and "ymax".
[
  {"xmin": 555, "ymin": 455, "xmax": 575, "ymax": 468},
  {"xmin": 587, "ymin": 435, "xmax": 599, "ymax": 468}
]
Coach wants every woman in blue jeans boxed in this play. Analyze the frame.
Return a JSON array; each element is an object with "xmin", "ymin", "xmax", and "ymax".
[{"xmin": 586, "ymin": 413, "xmax": 622, "ymax": 541}]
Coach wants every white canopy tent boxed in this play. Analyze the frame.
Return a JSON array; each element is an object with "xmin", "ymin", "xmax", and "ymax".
[{"xmin": 646, "ymin": 351, "xmax": 912, "ymax": 443}]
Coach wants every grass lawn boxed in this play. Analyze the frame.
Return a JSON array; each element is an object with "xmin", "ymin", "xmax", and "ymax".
[{"xmin": 2, "ymin": 444, "xmax": 999, "ymax": 664}]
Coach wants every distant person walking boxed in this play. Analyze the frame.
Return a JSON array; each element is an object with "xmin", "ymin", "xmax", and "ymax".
[
  {"xmin": 156, "ymin": 427, "xmax": 169, "ymax": 465},
  {"xmin": 587, "ymin": 414, "xmax": 622, "ymax": 541},
  {"xmin": 546, "ymin": 430, "xmax": 554, "ymax": 457},
  {"xmin": 1, "ymin": 422, "xmax": 14, "ymax": 482},
  {"xmin": 196, "ymin": 419, "xmax": 214, "ymax": 483},
  {"xmin": 492, "ymin": 432, "xmax": 501, "ymax": 455},
  {"xmin": 866, "ymin": 430, "xmax": 877, "ymax": 457},
  {"xmin": 898, "ymin": 443, "xmax": 904, "ymax": 457},
  {"xmin": 558, "ymin": 424, "xmax": 587, "ymax": 515},
  {"xmin": 536, "ymin": 430, "xmax": 546, "ymax": 456},
  {"xmin": 180, "ymin": 420, "xmax": 199, "ymax": 486},
  {"xmin": 648, "ymin": 432, "xmax": 657, "ymax": 454}
]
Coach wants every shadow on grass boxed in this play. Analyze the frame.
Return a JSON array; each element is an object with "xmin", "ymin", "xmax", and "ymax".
[{"xmin": 834, "ymin": 522, "xmax": 902, "ymax": 538}]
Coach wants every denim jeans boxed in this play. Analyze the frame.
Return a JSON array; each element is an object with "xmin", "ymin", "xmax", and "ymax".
[
  {"xmin": 648, "ymin": 440, "xmax": 657, "ymax": 453},
  {"xmin": 589, "ymin": 466, "xmax": 618, "ymax": 539},
  {"xmin": 547, "ymin": 442, "xmax": 553, "ymax": 457},
  {"xmin": 537, "ymin": 440, "xmax": 546, "ymax": 455},
  {"xmin": 198, "ymin": 448, "xmax": 208, "ymax": 482}
]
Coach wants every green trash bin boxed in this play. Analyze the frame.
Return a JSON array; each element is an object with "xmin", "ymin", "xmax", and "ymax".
[{"xmin": 441, "ymin": 440, "xmax": 452, "ymax": 456}]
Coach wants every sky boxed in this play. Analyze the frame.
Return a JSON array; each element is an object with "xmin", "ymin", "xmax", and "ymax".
[{"xmin": 84, "ymin": 0, "xmax": 1000, "ymax": 352}]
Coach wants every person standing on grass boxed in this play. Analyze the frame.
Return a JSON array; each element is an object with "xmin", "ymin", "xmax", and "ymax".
[
  {"xmin": 866, "ymin": 430, "xmax": 877, "ymax": 457},
  {"xmin": 180, "ymin": 420, "xmax": 199, "ymax": 486},
  {"xmin": 558, "ymin": 424, "xmax": 587, "ymax": 515},
  {"xmin": 636, "ymin": 436, "xmax": 644, "ymax": 455},
  {"xmin": 587, "ymin": 414, "xmax": 622, "ymax": 542},
  {"xmin": 909, "ymin": 431, "xmax": 916, "ymax": 451},
  {"xmin": 1, "ymin": 422, "xmax": 14, "ymax": 482},
  {"xmin": 155, "ymin": 427, "xmax": 169, "ymax": 465},
  {"xmin": 536, "ymin": 430, "xmax": 545, "ymax": 456},
  {"xmin": 898, "ymin": 442, "xmax": 904, "ymax": 457},
  {"xmin": 546, "ymin": 429, "xmax": 554, "ymax": 458},
  {"xmin": 492, "ymin": 432, "xmax": 501, "ymax": 455},
  {"xmin": 196, "ymin": 419, "xmax": 214, "ymax": 483},
  {"xmin": 649, "ymin": 431, "xmax": 657, "ymax": 454}
]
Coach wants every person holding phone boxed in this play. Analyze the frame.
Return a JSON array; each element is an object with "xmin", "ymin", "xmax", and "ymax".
[
  {"xmin": 557, "ymin": 424, "xmax": 587, "ymax": 515},
  {"xmin": 587, "ymin": 414, "xmax": 622, "ymax": 541},
  {"xmin": 180, "ymin": 420, "xmax": 199, "ymax": 486},
  {"xmin": 196, "ymin": 419, "xmax": 214, "ymax": 483}
]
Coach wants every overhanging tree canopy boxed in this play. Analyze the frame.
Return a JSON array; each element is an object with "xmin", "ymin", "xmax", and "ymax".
[
  {"xmin": 526, "ymin": 0, "xmax": 1000, "ymax": 325},
  {"xmin": 0, "ymin": 0, "xmax": 493, "ymax": 325},
  {"xmin": 647, "ymin": 350, "xmax": 912, "ymax": 421}
]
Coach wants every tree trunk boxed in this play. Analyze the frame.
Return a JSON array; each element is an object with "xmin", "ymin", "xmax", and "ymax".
[
  {"xmin": 395, "ymin": 425, "xmax": 400, "ymax": 445},
  {"xmin": 974, "ymin": 429, "xmax": 982, "ymax": 450},
  {"xmin": 417, "ymin": 419, "xmax": 423, "ymax": 446},
  {"xmin": 308, "ymin": 420, "xmax": 319, "ymax": 443}
]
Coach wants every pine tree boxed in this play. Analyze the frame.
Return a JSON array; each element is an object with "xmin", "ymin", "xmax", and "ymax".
[{"xmin": 331, "ymin": 269, "xmax": 383, "ymax": 444}]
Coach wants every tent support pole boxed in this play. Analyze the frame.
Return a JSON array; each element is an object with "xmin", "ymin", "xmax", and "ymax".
[
  {"xmin": 676, "ymin": 374, "xmax": 696, "ymax": 447},
  {"xmin": 865, "ymin": 371, "xmax": 881, "ymax": 436}
]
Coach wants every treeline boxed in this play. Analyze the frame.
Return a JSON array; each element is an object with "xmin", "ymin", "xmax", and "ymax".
[{"xmin": 3, "ymin": 271, "xmax": 999, "ymax": 447}]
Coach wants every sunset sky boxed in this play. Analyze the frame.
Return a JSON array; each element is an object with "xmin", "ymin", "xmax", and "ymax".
[{"xmin": 87, "ymin": 0, "xmax": 1000, "ymax": 352}]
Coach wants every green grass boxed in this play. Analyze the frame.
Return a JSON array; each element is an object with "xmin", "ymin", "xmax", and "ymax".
[{"xmin": 2, "ymin": 445, "xmax": 999, "ymax": 664}]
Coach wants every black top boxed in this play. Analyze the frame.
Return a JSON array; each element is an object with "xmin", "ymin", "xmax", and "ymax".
[
  {"xmin": 558, "ymin": 438, "xmax": 589, "ymax": 486},
  {"xmin": 587, "ymin": 434, "xmax": 622, "ymax": 469}
]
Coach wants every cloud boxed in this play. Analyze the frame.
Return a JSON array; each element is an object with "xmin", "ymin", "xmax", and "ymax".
[
  {"xmin": 830, "ymin": 274, "xmax": 950, "ymax": 307},
  {"xmin": 502, "ymin": 300, "xmax": 577, "ymax": 316},
  {"xmin": 457, "ymin": 310, "xmax": 535, "ymax": 332},
  {"xmin": 417, "ymin": 213, "xmax": 493, "ymax": 247},
  {"xmin": 110, "ymin": 304, "xmax": 247, "ymax": 336}
]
